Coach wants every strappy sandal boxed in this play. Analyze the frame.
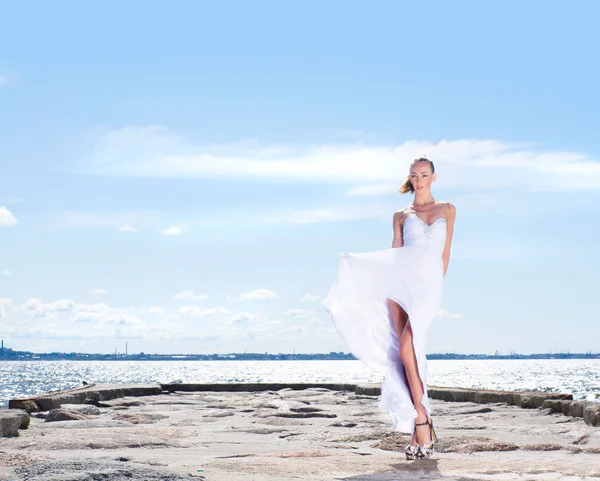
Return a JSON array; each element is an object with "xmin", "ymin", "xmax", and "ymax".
[
  {"xmin": 405, "ymin": 443, "xmax": 418, "ymax": 460},
  {"xmin": 415, "ymin": 418, "xmax": 438, "ymax": 459}
]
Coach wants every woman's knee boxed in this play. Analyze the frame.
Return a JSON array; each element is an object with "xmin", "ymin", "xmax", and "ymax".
[{"xmin": 399, "ymin": 342, "xmax": 413, "ymax": 364}]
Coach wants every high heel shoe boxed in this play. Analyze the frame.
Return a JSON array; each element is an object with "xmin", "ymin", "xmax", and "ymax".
[
  {"xmin": 415, "ymin": 418, "xmax": 438, "ymax": 459},
  {"xmin": 405, "ymin": 444, "xmax": 418, "ymax": 460}
]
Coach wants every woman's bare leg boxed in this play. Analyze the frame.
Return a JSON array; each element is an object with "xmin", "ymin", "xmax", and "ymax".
[
  {"xmin": 399, "ymin": 322, "xmax": 431, "ymax": 445},
  {"xmin": 386, "ymin": 299, "xmax": 417, "ymax": 446}
]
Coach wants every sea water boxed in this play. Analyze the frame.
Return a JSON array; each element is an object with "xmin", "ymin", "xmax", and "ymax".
[{"xmin": 1, "ymin": 359, "xmax": 598, "ymax": 407}]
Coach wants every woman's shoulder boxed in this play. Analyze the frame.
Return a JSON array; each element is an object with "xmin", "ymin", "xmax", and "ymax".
[
  {"xmin": 393, "ymin": 207, "xmax": 411, "ymax": 221},
  {"xmin": 394, "ymin": 207, "xmax": 410, "ymax": 219},
  {"xmin": 436, "ymin": 202, "xmax": 456, "ymax": 222},
  {"xmin": 436, "ymin": 201, "xmax": 456, "ymax": 214}
]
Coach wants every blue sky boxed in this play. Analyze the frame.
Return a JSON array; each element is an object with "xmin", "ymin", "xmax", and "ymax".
[{"xmin": 1, "ymin": 0, "xmax": 599, "ymax": 355}]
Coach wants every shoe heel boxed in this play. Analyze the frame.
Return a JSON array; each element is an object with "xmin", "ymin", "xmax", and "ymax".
[{"xmin": 430, "ymin": 419, "xmax": 438, "ymax": 443}]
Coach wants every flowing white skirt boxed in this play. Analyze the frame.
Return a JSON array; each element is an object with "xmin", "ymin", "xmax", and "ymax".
[{"xmin": 322, "ymin": 242, "xmax": 443, "ymax": 434}]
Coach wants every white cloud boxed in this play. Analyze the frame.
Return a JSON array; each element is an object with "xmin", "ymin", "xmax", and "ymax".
[
  {"xmin": 299, "ymin": 293, "xmax": 321, "ymax": 302},
  {"xmin": 177, "ymin": 306, "xmax": 231, "ymax": 317},
  {"xmin": 0, "ymin": 298, "xmax": 171, "ymax": 344},
  {"xmin": 237, "ymin": 289, "xmax": 279, "ymax": 300},
  {"xmin": 17, "ymin": 298, "xmax": 76, "ymax": 319},
  {"xmin": 83, "ymin": 126, "xmax": 600, "ymax": 192},
  {"xmin": 0, "ymin": 294, "xmax": 339, "ymax": 349},
  {"xmin": 284, "ymin": 308, "xmax": 315, "ymax": 318},
  {"xmin": 100, "ymin": 312, "xmax": 143, "ymax": 326},
  {"xmin": 173, "ymin": 290, "xmax": 208, "ymax": 301},
  {"xmin": 118, "ymin": 224, "xmax": 138, "ymax": 232},
  {"xmin": 0, "ymin": 298, "xmax": 12, "ymax": 318},
  {"xmin": 21, "ymin": 298, "xmax": 75, "ymax": 313},
  {"xmin": 229, "ymin": 312, "xmax": 258, "ymax": 325},
  {"xmin": 91, "ymin": 288, "xmax": 108, "ymax": 296},
  {"xmin": 262, "ymin": 204, "xmax": 388, "ymax": 224},
  {"xmin": 308, "ymin": 317, "xmax": 325, "ymax": 325},
  {"xmin": 0, "ymin": 206, "xmax": 18, "ymax": 226},
  {"xmin": 1, "ymin": 270, "xmax": 11, "ymax": 276},
  {"xmin": 147, "ymin": 306, "xmax": 166, "ymax": 315},
  {"xmin": 72, "ymin": 312, "xmax": 104, "ymax": 323},
  {"xmin": 437, "ymin": 309, "xmax": 463, "ymax": 319},
  {"xmin": 161, "ymin": 226, "xmax": 183, "ymax": 236},
  {"xmin": 45, "ymin": 299, "xmax": 76, "ymax": 311}
]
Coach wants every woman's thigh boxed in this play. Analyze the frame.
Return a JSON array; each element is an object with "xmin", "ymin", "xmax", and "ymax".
[{"xmin": 387, "ymin": 299, "xmax": 409, "ymax": 342}]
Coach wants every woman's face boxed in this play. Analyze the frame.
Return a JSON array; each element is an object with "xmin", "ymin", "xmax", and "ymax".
[{"xmin": 409, "ymin": 161, "xmax": 436, "ymax": 192}]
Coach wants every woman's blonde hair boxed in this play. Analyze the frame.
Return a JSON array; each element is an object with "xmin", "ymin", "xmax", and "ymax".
[{"xmin": 399, "ymin": 157, "xmax": 436, "ymax": 194}]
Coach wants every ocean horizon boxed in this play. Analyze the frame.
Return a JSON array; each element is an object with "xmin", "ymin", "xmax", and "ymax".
[{"xmin": 1, "ymin": 358, "xmax": 598, "ymax": 408}]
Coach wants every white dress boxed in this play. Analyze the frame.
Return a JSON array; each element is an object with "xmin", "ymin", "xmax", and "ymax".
[{"xmin": 322, "ymin": 214, "xmax": 447, "ymax": 434}]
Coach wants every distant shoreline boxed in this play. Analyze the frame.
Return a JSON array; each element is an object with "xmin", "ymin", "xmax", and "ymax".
[{"xmin": 1, "ymin": 348, "xmax": 599, "ymax": 362}]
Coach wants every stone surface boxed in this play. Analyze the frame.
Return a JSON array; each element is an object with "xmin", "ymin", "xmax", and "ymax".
[
  {"xmin": 1, "ymin": 389, "xmax": 599, "ymax": 480},
  {"xmin": 9, "ymin": 383, "xmax": 162, "ymax": 413},
  {"xmin": 0, "ymin": 409, "xmax": 30, "ymax": 437},
  {"xmin": 584, "ymin": 404, "xmax": 600, "ymax": 427},
  {"xmin": 60, "ymin": 403, "xmax": 102, "ymax": 415},
  {"xmin": 45, "ymin": 409, "xmax": 90, "ymax": 422},
  {"xmin": 0, "ymin": 411, "xmax": 24, "ymax": 437}
]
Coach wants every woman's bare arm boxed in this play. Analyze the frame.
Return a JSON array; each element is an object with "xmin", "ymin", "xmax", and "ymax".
[
  {"xmin": 391, "ymin": 212, "xmax": 404, "ymax": 248},
  {"xmin": 442, "ymin": 203, "xmax": 456, "ymax": 276}
]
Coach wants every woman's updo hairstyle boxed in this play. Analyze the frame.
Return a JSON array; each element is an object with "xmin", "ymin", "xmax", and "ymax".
[{"xmin": 399, "ymin": 157, "xmax": 435, "ymax": 194}]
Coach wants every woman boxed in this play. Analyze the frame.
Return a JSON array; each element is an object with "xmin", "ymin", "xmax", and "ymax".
[{"xmin": 323, "ymin": 157, "xmax": 456, "ymax": 460}]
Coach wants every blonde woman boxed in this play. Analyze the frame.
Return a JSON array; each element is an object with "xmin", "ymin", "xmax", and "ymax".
[{"xmin": 323, "ymin": 157, "xmax": 456, "ymax": 459}]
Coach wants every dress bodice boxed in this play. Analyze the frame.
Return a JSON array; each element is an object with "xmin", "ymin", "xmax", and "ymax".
[{"xmin": 403, "ymin": 215, "xmax": 447, "ymax": 251}]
